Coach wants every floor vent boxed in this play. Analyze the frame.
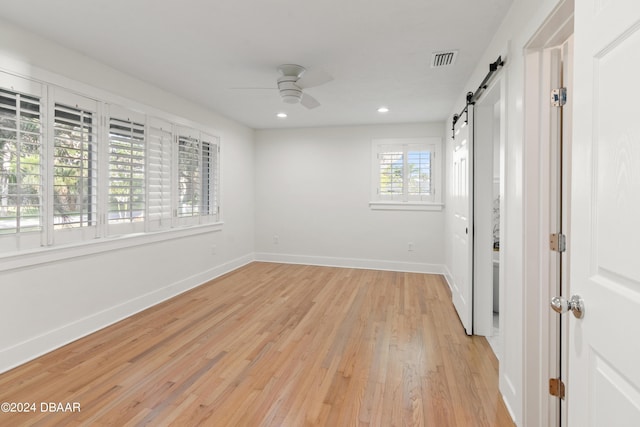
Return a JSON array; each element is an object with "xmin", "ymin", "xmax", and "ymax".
[{"xmin": 431, "ymin": 50, "xmax": 458, "ymax": 68}]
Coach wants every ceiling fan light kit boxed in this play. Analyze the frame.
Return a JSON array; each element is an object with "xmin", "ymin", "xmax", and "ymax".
[{"xmin": 277, "ymin": 77, "xmax": 304, "ymax": 104}]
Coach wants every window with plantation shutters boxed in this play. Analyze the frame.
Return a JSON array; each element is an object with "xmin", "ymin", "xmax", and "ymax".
[
  {"xmin": 0, "ymin": 80, "xmax": 43, "ymax": 248},
  {"xmin": 108, "ymin": 107, "xmax": 145, "ymax": 231},
  {"xmin": 147, "ymin": 118, "xmax": 173, "ymax": 231},
  {"xmin": 371, "ymin": 137, "xmax": 442, "ymax": 210},
  {"xmin": 176, "ymin": 129, "xmax": 219, "ymax": 225},
  {"xmin": 0, "ymin": 70, "xmax": 223, "ymax": 256},
  {"xmin": 53, "ymin": 98, "xmax": 98, "ymax": 232}
]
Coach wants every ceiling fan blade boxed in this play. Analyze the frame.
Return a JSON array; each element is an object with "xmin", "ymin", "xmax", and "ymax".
[
  {"xmin": 296, "ymin": 68, "xmax": 333, "ymax": 89},
  {"xmin": 301, "ymin": 93, "xmax": 321, "ymax": 109},
  {"xmin": 230, "ymin": 87, "xmax": 277, "ymax": 90}
]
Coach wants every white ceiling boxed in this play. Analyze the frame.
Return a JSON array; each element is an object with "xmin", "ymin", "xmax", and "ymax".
[{"xmin": 0, "ymin": 0, "xmax": 513, "ymax": 129}]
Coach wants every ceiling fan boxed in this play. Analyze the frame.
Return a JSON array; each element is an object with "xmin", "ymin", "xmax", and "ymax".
[{"xmin": 234, "ymin": 64, "xmax": 333, "ymax": 109}]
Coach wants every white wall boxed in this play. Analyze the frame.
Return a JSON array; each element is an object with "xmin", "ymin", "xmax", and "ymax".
[
  {"xmin": 0, "ymin": 18, "xmax": 255, "ymax": 373},
  {"xmin": 443, "ymin": 0, "xmax": 571, "ymax": 425},
  {"xmin": 255, "ymin": 123, "xmax": 445, "ymax": 273}
]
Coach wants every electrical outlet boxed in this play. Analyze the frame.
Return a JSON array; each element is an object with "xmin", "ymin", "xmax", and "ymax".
[
  {"xmin": 273, "ymin": 235, "xmax": 279, "ymax": 244},
  {"xmin": 408, "ymin": 242, "xmax": 414, "ymax": 251}
]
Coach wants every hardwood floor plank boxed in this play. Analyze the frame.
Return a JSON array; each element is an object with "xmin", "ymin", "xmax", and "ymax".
[{"xmin": 0, "ymin": 262, "xmax": 513, "ymax": 426}]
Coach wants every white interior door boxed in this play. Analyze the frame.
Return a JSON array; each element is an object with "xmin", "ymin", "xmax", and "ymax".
[
  {"xmin": 570, "ymin": 1, "xmax": 640, "ymax": 425},
  {"xmin": 451, "ymin": 111, "xmax": 473, "ymax": 335}
]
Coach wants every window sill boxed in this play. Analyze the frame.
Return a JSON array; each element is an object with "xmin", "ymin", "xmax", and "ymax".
[
  {"xmin": 0, "ymin": 222, "xmax": 224, "ymax": 272},
  {"xmin": 369, "ymin": 201, "xmax": 444, "ymax": 212}
]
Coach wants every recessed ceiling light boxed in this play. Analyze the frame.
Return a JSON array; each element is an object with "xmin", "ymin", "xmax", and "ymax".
[
  {"xmin": 276, "ymin": 112, "xmax": 287, "ymax": 118},
  {"xmin": 377, "ymin": 107, "xmax": 389, "ymax": 113}
]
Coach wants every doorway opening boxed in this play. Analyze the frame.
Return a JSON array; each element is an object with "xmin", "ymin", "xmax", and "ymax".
[{"xmin": 473, "ymin": 77, "xmax": 505, "ymax": 360}]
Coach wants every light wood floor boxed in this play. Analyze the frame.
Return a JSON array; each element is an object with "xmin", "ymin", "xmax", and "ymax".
[{"xmin": 0, "ymin": 262, "xmax": 514, "ymax": 426}]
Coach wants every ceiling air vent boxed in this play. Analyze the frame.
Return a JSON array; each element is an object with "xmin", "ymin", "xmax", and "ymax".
[{"xmin": 431, "ymin": 50, "xmax": 458, "ymax": 68}]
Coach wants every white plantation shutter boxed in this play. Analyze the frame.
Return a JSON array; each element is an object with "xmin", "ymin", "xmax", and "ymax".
[
  {"xmin": 147, "ymin": 117, "xmax": 173, "ymax": 231},
  {"xmin": 175, "ymin": 128, "xmax": 220, "ymax": 225},
  {"xmin": 373, "ymin": 138, "xmax": 438, "ymax": 203},
  {"xmin": 406, "ymin": 143, "xmax": 432, "ymax": 201},
  {"xmin": 108, "ymin": 105, "xmax": 146, "ymax": 234},
  {"xmin": 51, "ymin": 90, "xmax": 99, "ymax": 243},
  {"xmin": 201, "ymin": 140, "xmax": 212, "ymax": 215},
  {"xmin": 377, "ymin": 144, "xmax": 404, "ymax": 199},
  {"xmin": 201, "ymin": 134, "xmax": 220, "ymax": 221},
  {"xmin": 0, "ymin": 75, "xmax": 44, "ymax": 251},
  {"xmin": 177, "ymin": 130, "xmax": 200, "ymax": 219}
]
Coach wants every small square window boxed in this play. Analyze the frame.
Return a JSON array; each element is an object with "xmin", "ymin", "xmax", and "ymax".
[{"xmin": 371, "ymin": 137, "xmax": 442, "ymax": 211}]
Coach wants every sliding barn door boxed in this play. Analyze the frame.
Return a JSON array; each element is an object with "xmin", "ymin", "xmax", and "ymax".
[{"xmin": 451, "ymin": 109, "xmax": 473, "ymax": 335}]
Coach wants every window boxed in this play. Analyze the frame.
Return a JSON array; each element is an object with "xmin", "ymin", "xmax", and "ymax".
[
  {"xmin": 371, "ymin": 137, "xmax": 442, "ymax": 210},
  {"xmin": 378, "ymin": 147, "xmax": 431, "ymax": 200},
  {"xmin": 108, "ymin": 107, "xmax": 146, "ymax": 233},
  {"xmin": 53, "ymin": 102, "xmax": 97, "ymax": 229},
  {"xmin": 0, "ymin": 71, "xmax": 222, "ymax": 255},
  {"xmin": 176, "ymin": 128, "xmax": 219, "ymax": 225},
  {"xmin": 0, "ymin": 85, "xmax": 43, "ymax": 243}
]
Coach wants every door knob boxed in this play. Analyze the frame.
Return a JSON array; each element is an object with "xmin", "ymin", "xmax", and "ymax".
[{"xmin": 550, "ymin": 295, "xmax": 584, "ymax": 319}]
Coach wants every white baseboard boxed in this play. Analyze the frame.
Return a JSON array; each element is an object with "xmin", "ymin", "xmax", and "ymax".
[
  {"xmin": 0, "ymin": 253, "xmax": 253, "ymax": 374},
  {"xmin": 254, "ymin": 252, "xmax": 445, "ymax": 275},
  {"xmin": 442, "ymin": 264, "xmax": 454, "ymax": 292}
]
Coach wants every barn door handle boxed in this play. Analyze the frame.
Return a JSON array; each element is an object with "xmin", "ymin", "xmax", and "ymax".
[{"xmin": 550, "ymin": 295, "xmax": 584, "ymax": 319}]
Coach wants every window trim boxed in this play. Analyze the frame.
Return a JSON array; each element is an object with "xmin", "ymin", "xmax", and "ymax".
[{"xmin": 370, "ymin": 137, "xmax": 443, "ymax": 211}]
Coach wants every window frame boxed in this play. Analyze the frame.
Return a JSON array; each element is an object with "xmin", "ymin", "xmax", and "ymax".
[{"xmin": 370, "ymin": 137, "xmax": 443, "ymax": 211}]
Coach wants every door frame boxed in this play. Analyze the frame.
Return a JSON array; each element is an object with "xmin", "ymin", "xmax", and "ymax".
[{"xmin": 522, "ymin": 0, "xmax": 574, "ymax": 425}]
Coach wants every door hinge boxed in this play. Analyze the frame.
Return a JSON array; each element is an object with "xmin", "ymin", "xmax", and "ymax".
[
  {"xmin": 550, "ymin": 233, "xmax": 566, "ymax": 252},
  {"xmin": 551, "ymin": 87, "xmax": 567, "ymax": 107},
  {"xmin": 549, "ymin": 378, "xmax": 565, "ymax": 399}
]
